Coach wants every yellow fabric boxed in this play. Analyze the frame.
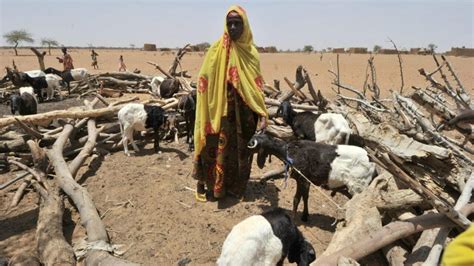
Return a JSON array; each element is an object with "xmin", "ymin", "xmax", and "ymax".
[
  {"xmin": 442, "ymin": 224, "xmax": 474, "ymax": 266},
  {"xmin": 194, "ymin": 5, "xmax": 268, "ymax": 159}
]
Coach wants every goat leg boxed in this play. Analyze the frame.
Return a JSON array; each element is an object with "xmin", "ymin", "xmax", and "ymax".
[
  {"xmin": 293, "ymin": 182, "xmax": 304, "ymax": 220},
  {"xmin": 153, "ymin": 129, "xmax": 161, "ymax": 154},
  {"xmin": 301, "ymin": 182, "xmax": 310, "ymax": 222}
]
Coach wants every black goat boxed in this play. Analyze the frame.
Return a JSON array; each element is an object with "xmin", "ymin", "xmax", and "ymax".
[
  {"xmin": 177, "ymin": 90, "xmax": 197, "ymax": 151},
  {"xmin": 247, "ymin": 133, "xmax": 375, "ymax": 222},
  {"xmin": 44, "ymin": 67, "xmax": 88, "ymax": 95},
  {"xmin": 10, "ymin": 90, "xmax": 37, "ymax": 116},
  {"xmin": 21, "ymin": 75, "xmax": 48, "ymax": 103},
  {"xmin": 159, "ymin": 78, "xmax": 180, "ymax": 98},
  {"xmin": 218, "ymin": 208, "xmax": 316, "ymax": 266},
  {"xmin": 277, "ymin": 100, "xmax": 365, "ymax": 146}
]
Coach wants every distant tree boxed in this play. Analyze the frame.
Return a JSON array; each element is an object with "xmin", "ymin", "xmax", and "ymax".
[
  {"xmin": 373, "ymin": 45, "xmax": 381, "ymax": 53},
  {"xmin": 41, "ymin": 38, "xmax": 59, "ymax": 55},
  {"xmin": 3, "ymin": 29, "xmax": 34, "ymax": 56},
  {"xmin": 428, "ymin": 43, "xmax": 437, "ymax": 53},
  {"xmin": 130, "ymin": 44, "xmax": 135, "ymax": 49},
  {"xmin": 303, "ymin": 45, "xmax": 314, "ymax": 53},
  {"xmin": 296, "ymin": 48, "xmax": 302, "ymax": 53},
  {"xmin": 195, "ymin": 42, "xmax": 211, "ymax": 51},
  {"xmin": 265, "ymin": 46, "xmax": 278, "ymax": 53}
]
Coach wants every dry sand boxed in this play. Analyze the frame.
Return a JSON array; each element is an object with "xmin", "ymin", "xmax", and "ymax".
[{"xmin": 0, "ymin": 48, "xmax": 473, "ymax": 265}]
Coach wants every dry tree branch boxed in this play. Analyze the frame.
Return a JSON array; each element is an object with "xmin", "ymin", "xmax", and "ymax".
[
  {"xmin": 424, "ymin": 173, "xmax": 474, "ymax": 265},
  {"xmin": 314, "ymin": 203, "xmax": 474, "ymax": 265},
  {"xmin": 388, "ymin": 38, "xmax": 404, "ymax": 94}
]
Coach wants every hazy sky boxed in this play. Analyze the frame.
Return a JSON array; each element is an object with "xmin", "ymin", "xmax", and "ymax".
[{"xmin": 0, "ymin": 0, "xmax": 472, "ymax": 52}]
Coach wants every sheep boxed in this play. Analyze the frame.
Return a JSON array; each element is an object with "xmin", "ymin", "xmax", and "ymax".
[
  {"xmin": 217, "ymin": 208, "xmax": 316, "ymax": 266},
  {"xmin": 117, "ymin": 103, "xmax": 168, "ymax": 156},
  {"xmin": 44, "ymin": 67, "xmax": 88, "ymax": 95},
  {"xmin": 247, "ymin": 133, "xmax": 375, "ymax": 222},
  {"xmin": 276, "ymin": 100, "xmax": 364, "ymax": 146},
  {"xmin": 177, "ymin": 90, "xmax": 197, "ymax": 151},
  {"xmin": 10, "ymin": 87, "xmax": 37, "ymax": 116}
]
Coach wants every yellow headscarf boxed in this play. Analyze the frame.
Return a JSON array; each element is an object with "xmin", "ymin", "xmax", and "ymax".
[{"xmin": 194, "ymin": 5, "xmax": 268, "ymax": 159}]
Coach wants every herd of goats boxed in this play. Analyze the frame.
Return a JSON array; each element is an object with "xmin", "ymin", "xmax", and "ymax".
[{"xmin": 0, "ymin": 46, "xmax": 473, "ymax": 266}]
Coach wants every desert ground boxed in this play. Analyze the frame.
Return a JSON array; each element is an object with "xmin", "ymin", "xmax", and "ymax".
[{"xmin": 0, "ymin": 48, "xmax": 473, "ymax": 265}]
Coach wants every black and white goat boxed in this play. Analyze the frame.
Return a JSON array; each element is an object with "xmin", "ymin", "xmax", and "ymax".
[
  {"xmin": 177, "ymin": 90, "xmax": 197, "ymax": 151},
  {"xmin": 10, "ymin": 87, "xmax": 37, "ymax": 116},
  {"xmin": 277, "ymin": 100, "xmax": 364, "ymax": 146},
  {"xmin": 247, "ymin": 133, "xmax": 375, "ymax": 222},
  {"xmin": 217, "ymin": 208, "xmax": 316, "ymax": 266},
  {"xmin": 158, "ymin": 78, "xmax": 180, "ymax": 99},
  {"xmin": 44, "ymin": 67, "xmax": 88, "ymax": 95},
  {"xmin": 118, "ymin": 103, "xmax": 168, "ymax": 156}
]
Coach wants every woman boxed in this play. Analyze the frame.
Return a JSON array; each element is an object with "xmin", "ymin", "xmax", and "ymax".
[
  {"xmin": 193, "ymin": 6, "xmax": 268, "ymax": 201},
  {"xmin": 118, "ymin": 55, "xmax": 127, "ymax": 72},
  {"xmin": 91, "ymin": 49, "xmax": 99, "ymax": 69},
  {"xmin": 56, "ymin": 47, "xmax": 74, "ymax": 71}
]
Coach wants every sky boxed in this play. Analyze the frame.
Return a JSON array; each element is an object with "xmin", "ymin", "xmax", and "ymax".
[{"xmin": 0, "ymin": 0, "xmax": 472, "ymax": 52}]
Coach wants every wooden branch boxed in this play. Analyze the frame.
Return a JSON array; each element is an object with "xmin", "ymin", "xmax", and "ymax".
[
  {"xmin": 0, "ymin": 98, "xmax": 140, "ymax": 128},
  {"xmin": 418, "ymin": 68, "xmax": 468, "ymax": 109},
  {"xmin": 314, "ymin": 203, "xmax": 474, "ymax": 265},
  {"xmin": 14, "ymin": 118, "xmax": 46, "ymax": 141},
  {"xmin": 284, "ymin": 77, "xmax": 306, "ymax": 100},
  {"xmin": 30, "ymin": 48, "xmax": 46, "ymax": 71},
  {"xmin": 388, "ymin": 38, "xmax": 404, "ymax": 94},
  {"xmin": 369, "ymin": 149, "xmax": 470, "ymax": 229},
  {"xmin": 69, "ymin": 116, "xmax": 101, "ymax": 178},
  {"xmin": 337, "ymin": 95, "xmax": 388, "ymax": 112},
  {"xmin": 265, "ymin": 98, "xmax": 321, "ymax": 111},
  {"xmin": 441, "ymin": 55, "xmax": 471, "ymax": 107},
  {"xmin": 410, "ymin": 88, "xmax": 455, "ymax": 121},
  {"xmin": 25, "ymin": 140, "xmax": 76, "ymax": 265},
  {"xmin": 169, "ymin": 44, "xmax": 190, "ymax": 76},
  {"xmin": 47, "ymin": 124, "xmax": 137, "ymax": 265},
  {"xmin": 277, "ymin": 66, "xmax": 306, "ymax": 102},
  {"xmin": 303, "ymin": 68, "xmax": 323, "ymax": 107},
  {"xmin": 7, "ymin": 159, "xmax": 44, "ymax": 184},
  {"xmin": 147, "ymin": 61, "xmax": 173, "ymax": 79},
  {"xmin": 424, "ymin": 173, "xmax": 474, "ymax": 265},
  {"xmin": 396, "ymin": 94, "xmax": 473, "ymax": 164}
]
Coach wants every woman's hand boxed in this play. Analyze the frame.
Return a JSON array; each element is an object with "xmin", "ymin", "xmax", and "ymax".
[{"xmin": 257, "ymin": 116, "xmax": 267, "ymax": 132}]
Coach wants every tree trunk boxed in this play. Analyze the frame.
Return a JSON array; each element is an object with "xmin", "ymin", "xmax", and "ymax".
[
  {"xmin": 14, "ymin": 42, "xmax": 19, "ymax": 56},
  {"xmin": 30, "ymin": 48, "xmax": 46, "ymax": 71},
  {"xmin": 48, "ymin": 45, "xmax": 51, "ymax": 56},
  {"xmin": 36, "ymin": 185, "xmax": 76, "ymax": 265}
]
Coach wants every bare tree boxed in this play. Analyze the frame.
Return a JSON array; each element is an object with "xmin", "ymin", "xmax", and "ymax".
[
  {"xmin": 3, "ymin": 29, "xmax": 34, "ymax": 56},
  {"xmin": 41, "ymin": 38, "xmax": 59, "ymax": 55}
]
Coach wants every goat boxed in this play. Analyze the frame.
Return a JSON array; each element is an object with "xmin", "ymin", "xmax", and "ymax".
[
  {"xmin": 21, "ymin": 74, "xmax": 48, "ymax": 102},
  {"xmin": 158, "ymin": 78, "xmax": 180, "ymax": 98},
  {"xmin": 248, "ymin": 133, "xmax": 375, "ymax": 222},
  {"xmin": 44, "ymin": 67, "xmax": 88, "ymax": 95},
  {"xmin": 177, "ymin": 90, "xmax": 197, "ymax": 151},
  {"xmin": 150, "ymin": 76, "xmax": 165, "ymax": 96},
  {"xmin": 10, "ymin": 87, "xmax": 37, "ymax": 115},
  {"xmin": 217, "ymin": 208, "xmax": 316, "ymax": 266},
  {"xmin": 118, "ymin": 103, "xmax": 168, "ymax": 156},
  {"xmin": 277, "ymin": 100, "xmax": 364, "ymax": 146}
]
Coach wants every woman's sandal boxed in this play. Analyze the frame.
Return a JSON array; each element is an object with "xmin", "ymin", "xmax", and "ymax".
[{"xmin": 195, "ymin": 183, "xmax": 207, "ymax": 202}]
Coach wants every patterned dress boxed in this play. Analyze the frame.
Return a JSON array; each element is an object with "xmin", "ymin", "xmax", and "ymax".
[{"xmin": 193, "ymin": 83, "xmax": 258, "ymax": 198}]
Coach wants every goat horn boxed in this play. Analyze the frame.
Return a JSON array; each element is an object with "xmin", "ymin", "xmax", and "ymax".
[{"xmin": 247, "ymin": 139, "xmax": 258, "ymax": 149}]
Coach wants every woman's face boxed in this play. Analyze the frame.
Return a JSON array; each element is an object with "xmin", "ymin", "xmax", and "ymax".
[{"xmin": 227, "ymin": 13, "xmax": 243, "ymax": 41}]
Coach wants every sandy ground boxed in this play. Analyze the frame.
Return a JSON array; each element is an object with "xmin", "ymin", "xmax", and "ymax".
[{"xmin": 0, "ymin": 48, "xmax": 473, "ymax": 265}]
